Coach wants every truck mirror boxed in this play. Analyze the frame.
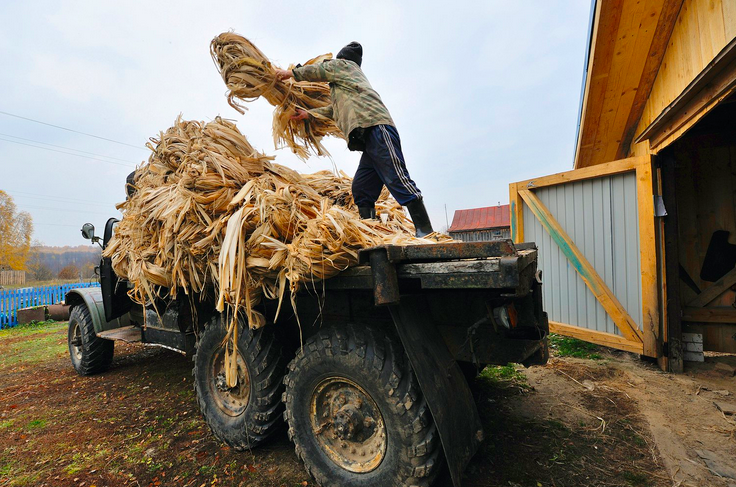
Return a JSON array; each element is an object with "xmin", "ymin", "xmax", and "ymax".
[{"xmin": 81, "ymin": 223, "xmax": 95, "ymax": 240}]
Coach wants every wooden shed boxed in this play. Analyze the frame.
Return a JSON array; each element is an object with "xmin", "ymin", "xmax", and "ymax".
[
  {"xmin": 510, "ymin": 0, "xmax": 736, "ymax": 372},
  {"xmin": 448, "ymin": 205, "xmax": 511, "ymax": 242}
]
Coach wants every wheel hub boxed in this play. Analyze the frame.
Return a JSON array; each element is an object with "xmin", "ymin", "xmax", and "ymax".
[
  {"xmin": 310, "ymin": 377, "xmax": 386, "ymax": 473},
  {"xmin": 210, "ymin": 349, "xmax": 250, "ymax": 417},
  {"xmin": 71, "ymin": 322, "xmax": 83, "ymax": 361}
]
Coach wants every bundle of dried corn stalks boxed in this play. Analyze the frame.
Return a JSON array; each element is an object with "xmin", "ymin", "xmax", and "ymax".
[
  {"xmin": 104, "ymin": 116, "xmax": 446, "ymax": 385},
  {"xmin": 210, "ymin": 32, "xmax": 342, "ymax": 159}
]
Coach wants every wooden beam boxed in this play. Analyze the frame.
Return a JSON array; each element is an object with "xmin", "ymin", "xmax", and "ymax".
[
  {"xmin": 509, "ymin": 182, "xmax": 524, "ymax": 243},
  {"xmin": 601, "ymin": 0, "xmax": 668, "ymax": 163},
  {"xmin": 687, "ymin": 266, "xmax": 736, "ymax": 307},
  {"xmin": 636, "ymin": 157, "xmax": 660, "ymax": 357},
  {"xmin": 516, "ymin": 156, "xmax": 646, "ymax": 190},
  {"xmin": 617, "ymin": 0, "xmax": 685, "ymax": 159},
  {"xmin": 636, "ymin": 36, "xmax": 736, "ymax": 147},
  {"xmin": 576, "ymin": 0, "xmax": 625, "ymax": 169},
  {"xmin": 550, "ymin": 321, "xmax": 644, "ymax": 354},
  {"xmin": 661, "ymin": 155, "xmax": 683, "ymax": 372},
  {"xmin": 682, "ymin": 307, "xmax": 736, "ymax": 323},
  {"xmin": 518, "ymin": 188, "xmax": 644, "ymax": 343}
]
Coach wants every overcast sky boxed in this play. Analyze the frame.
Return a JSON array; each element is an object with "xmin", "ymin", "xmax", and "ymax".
[{"xmin": 0, "ymin": 0, "xmax": 591, "ymax": 247}]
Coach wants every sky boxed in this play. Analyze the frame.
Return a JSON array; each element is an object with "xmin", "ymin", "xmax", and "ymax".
[{"xmin": 0, "ymin": 0, "xmax": 591, "ymax": 247}]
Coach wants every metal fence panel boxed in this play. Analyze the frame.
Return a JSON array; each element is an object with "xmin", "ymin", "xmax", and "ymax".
[
  {"xmin": 523, "ymin": 172, "xmax": 641, "ymax": 336},
  {"xmin": 0, "ymin": 282, "xmax": 100, "ymax": 329}
]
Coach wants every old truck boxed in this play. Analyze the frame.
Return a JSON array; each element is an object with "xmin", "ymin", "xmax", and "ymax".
[{"xmin": 66, "ymin": 218, "xmax": 548, "ymax": 487}]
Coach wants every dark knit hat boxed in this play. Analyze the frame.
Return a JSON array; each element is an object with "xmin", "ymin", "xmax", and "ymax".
[{"xmin": 336, "ymin": 42, "xmax": 363, "ymax": 67}]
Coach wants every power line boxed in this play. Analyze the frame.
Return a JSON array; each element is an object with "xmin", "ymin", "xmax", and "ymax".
[
  {"xmin": 17, "ymin": 203, "xmax": 118, "ymax": 216},
  {"xmin": 5, "ymin": 190, "xmax": 120, "ymax": 208},
  {"xmin": 33, "ymin": 222, "xmax": 85, "ymax": 228},
  {"xmin": 0, "ymin": 110, "xmax": 148, "ymax": 151},
  {"xmin": 0, "ymin": 132, "xmax": 141, "ymax": 164},
  {"xmin": 0, "ymin": 136, "xmax": 136, "ymax": 168}
]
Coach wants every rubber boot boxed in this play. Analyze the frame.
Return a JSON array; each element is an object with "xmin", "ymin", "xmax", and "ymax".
[
  {"xmin": 405, "ymin": 198, "xmax": 434, "ymax": 237},
  {"xmin": 358, "ymin": 206, "xmax": 376, "ymax": 219}
]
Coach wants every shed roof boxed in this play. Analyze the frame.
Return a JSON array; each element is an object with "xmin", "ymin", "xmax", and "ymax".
[
  {"xmin": 449, "ymin": 205, "xmax": 510, "ymax": 232},
  {"xmin": 574, "ymin": 0, "xmax": 684, "ymax": 168}
]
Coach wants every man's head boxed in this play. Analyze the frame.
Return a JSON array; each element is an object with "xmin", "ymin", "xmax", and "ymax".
[{"xmin": 336, "ymin": 42, "xmax": 362, "ymax": 67}]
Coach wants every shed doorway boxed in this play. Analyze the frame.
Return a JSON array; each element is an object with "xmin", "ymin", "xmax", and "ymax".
[{"xmin": 660, "ymin": 93, "xmax": 736, "ymax": 369}]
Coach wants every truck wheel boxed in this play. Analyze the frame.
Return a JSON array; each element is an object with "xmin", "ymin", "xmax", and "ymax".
[
  {"xmin": 193, "ymin": 315, "xmax": 286, "ymax": 450},
  {"xmin": 68, "ymin": 305, "xmax": 114, "ymax": 375},
  {"xmin": 283, "ymin": 325, "xmax": 442, "ymax": 487}
]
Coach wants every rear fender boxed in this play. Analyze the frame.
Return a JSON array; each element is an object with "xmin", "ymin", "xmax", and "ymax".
[{"xmin": 65, "ymin": 287, "xmax": 130, "ymax": 334}]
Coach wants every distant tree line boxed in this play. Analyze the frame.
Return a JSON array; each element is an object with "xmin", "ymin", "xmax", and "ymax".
[{"xmin": 27, "ymin": 243, "xmax": 101, "ymax": 281}]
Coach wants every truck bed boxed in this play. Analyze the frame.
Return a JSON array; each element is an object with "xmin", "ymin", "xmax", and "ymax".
[{"xmin": 324, "ymin": 240, "xmax": 538, "ymax": 303}]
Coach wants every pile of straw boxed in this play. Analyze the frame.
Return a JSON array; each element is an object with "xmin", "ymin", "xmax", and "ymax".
[
  {"xmin": 210, "ymin": 32, "xmax": 342, "ymax": 159},
  {"xmin": 105, "ymin": 117, "xmax": 445, "ymax": 385}
]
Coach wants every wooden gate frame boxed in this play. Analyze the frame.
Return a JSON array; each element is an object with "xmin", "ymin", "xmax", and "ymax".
[{"xmin": 510, "ymin": 155, "xmax": 660, "ymax": 357}]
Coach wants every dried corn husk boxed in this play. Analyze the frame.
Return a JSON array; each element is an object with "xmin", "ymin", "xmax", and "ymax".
[
  {"xmin": 210, "ymin": 32, "xmax": 342, "ymax": 159},
  {"xmin": 104, "ymin": 116, "xmax": 448, "ymax": 386}
]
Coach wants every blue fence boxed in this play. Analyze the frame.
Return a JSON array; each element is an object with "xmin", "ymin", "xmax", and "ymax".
[{"xmin": 0, "ymin": 282, "xmax": 100, "ymax": 329}]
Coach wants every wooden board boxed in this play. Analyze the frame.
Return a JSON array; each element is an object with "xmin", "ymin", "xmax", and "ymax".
[
  {"xmin": 634, "ymin": 0, "xmax": 734, "ymax": 148},
  {"xmin": 516, "ymin": 156, "xmax": 645, "ymax": 190},
  {"xmin": 576, "ymin": 0, "xmax": 625, "ymax": 168},
  {"xmin": 619, "ymin": 0, "xmax": 685, "ymax": 159},
  {"xmin": 549, "ymin": 321, "xmax": 644, "ymax": 354},
  {"xmin": 636, "ymin": 159, "xmax": 660, "ymax": 357},
  {"xmin": 683, "ymin": 307, "xmax": 736, "ymax": 323}
]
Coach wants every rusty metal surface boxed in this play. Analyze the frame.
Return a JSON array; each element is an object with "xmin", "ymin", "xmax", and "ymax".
[
  {"xmin": 211, "ymin": 348, "xmax": 251, "ymax": 417},
  {"xmin": 389, "ymin": 296, "xmax": 484, "ymax": 487},
  {"xmin": 369, "ymin": 250, "xmax": 400, "ymax": 306},
  {"xmin": 309, "ymin": 377, "xmax": 387, "ymax": 473},
  {"xmin": 322, "ymin": 251, "xmax": 537, "ymax": 294},
  {"xmin": 358, "ymin": 240, "xmax": 517, "ymax": 265},
  {"xmin": 97, "ymin": 325, "xmax": 142, "ymax": 342}
]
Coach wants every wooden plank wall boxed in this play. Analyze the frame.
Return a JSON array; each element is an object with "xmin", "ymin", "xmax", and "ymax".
[
  {"xmin": 671, "ymin": 122, "xmax": 736, "ymax": 353},
  {"xmin": 633, "ymin": 0, "xmax": 735, "ymax": 153},
  {"xmin": 0, "ymin": 271, "xmax": 26, "ymax": 287}
]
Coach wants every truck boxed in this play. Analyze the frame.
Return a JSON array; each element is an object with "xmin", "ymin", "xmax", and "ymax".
[{"xmin": 66, "ymin": 217, "xmax": 548, "ymax": 487}]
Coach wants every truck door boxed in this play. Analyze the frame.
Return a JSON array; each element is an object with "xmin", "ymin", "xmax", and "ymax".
[{"xmin": 100, "ymin": 217, "xmax": 132, "ymax": 321}]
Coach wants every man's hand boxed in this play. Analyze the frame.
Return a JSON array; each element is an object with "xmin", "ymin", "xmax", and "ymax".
[
  {"xmin": 291, "ymin": 108, "xmax": 310, "ymax": 121},
  {"xmin": 275, "ymin": 69, "xmax": 293, "ymax": 81}
]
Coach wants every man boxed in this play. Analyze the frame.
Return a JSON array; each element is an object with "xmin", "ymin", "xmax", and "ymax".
[{"xmin": 275, "ymin": 42, "xmax": 433, "ymax": 237}]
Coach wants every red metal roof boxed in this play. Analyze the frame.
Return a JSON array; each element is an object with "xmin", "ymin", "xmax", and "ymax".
[{"xmin": 449, "ymin": 205, "xmax": 510, "ymax": 232}]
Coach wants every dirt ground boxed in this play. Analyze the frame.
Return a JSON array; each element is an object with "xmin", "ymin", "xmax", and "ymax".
[{"xmin": 1, "ymin": 322, "xmax": 735, "ymax": 487}]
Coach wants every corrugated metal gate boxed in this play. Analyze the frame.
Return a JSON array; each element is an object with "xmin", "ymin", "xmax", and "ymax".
[{"xmin": 510, "ymin": 156, "xmax": 660, "ymax": 357}]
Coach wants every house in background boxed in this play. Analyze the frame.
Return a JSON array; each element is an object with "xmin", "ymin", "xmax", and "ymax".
[{"xmin": 448, "ymin": 205, "xmax": 510, "ymax": 242}]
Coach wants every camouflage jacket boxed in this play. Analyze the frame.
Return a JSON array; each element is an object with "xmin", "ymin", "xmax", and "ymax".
[{"xmin": 292, "ymin": 59, "xmax": 395, "ymax": 147}]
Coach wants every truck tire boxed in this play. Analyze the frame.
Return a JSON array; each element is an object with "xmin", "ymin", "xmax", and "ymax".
[
  {"xmin": 193, "ymin": 315, "xmax": 286, "ymax": 450},
  {"xmin": 68, "ymin": 305, "xmax": 114, "ymax": 375},
  {"xmin": 283, "ymin": 325, "xmax": 442, "ymax": 487}
]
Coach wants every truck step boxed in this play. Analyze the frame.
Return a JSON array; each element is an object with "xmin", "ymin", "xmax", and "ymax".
[{"xmin": 97, "ymin": 326, "xmax": 142, "ymax": 343}]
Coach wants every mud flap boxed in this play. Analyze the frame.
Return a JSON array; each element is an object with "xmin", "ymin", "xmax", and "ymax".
[{"xmin": 389, "ymin": 295, "xmax": 483, "ymax": 487}]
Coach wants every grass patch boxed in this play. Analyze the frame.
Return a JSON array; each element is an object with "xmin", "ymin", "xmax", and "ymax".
[
  {"xmin": 549, "ymin": 334, "xmax": 602, "ymax": 360},
  {"xmin": 0, "ymin": 323, "xmax": 67, "ymax": 367},
  {"xmin": 25, "ymin": 419, "xmax": 47, "ymax": 430},
  {"xmin": 0, "ymin": 461, "xmax": 13, "ymax": 476},
  {"xmin": 478, "ymin": 363, "xmax": 530, "ymax": 389},
  {"xmin": 0, "ymin": 320, "xmax": 62, "ymax": 338},
  {"xmin": 0, "ymin": 419, "xmax": 14, "ymax": 430}
]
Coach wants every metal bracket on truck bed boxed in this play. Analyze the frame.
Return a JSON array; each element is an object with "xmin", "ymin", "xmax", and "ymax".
[{"xmin": 389, "ymin": 295, "xmax": 484, "ymax": 487}]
